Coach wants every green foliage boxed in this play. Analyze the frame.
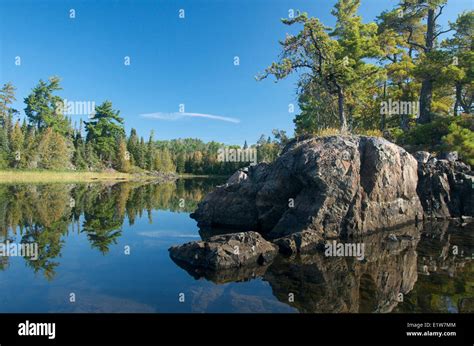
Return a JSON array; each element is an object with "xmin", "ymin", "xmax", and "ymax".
[
  {"xmin": 0, "ymin": 82, "xmax": 17, "ymax": 122},
  {"xmin": 84, "ymin": 101, "xmax": 125, "ymax": 166},
  {"xmin": 24, "ymin": 76, "xmax": 71, "ymax": 135},
  {"xmin": 259, "ymin": 0, "xmax": 383, "ymax": 132},
  {"xmin": 396, "ymin": 115, "xmax": 474, "ymax": 165},
  {"xmin": 115, "ymin": 138, "xmax": 131, "ymax": 173},
  {"xmin": 442, "ymin": 116, "xmax": 474, "ymax": 165},
  {"xmin": 37, "ymin": 128, "xmax": 70, "ymax": 170},
  {"xmin": 9, "ymin": 121, "xmax": 24, "ymax": 168}
]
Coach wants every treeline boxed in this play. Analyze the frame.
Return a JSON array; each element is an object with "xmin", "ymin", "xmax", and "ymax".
[
  {"xmin": 0, "ymin": 78, "xmax": 286, "ymax": 174},
  {"xmin": 260, "ymin": 0, "xmax": 473, "ymax": 164},
  {"xmin": 154, "ymin": 129, "xmax": 288, "ymax": 175}
]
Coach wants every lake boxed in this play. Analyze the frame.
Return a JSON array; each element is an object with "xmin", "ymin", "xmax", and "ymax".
[{"xmin": 0, "ymin": 179, "xmax": 472, "ymax": 313}]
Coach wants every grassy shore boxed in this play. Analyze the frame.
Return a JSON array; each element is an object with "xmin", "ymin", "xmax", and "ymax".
[
  {"xmin": 178, "ymin": 173, "xmax": 228, "ymax": 179},
  {"xmin": 0, "ymin": 170, "xmax": 226, "ymax": 184},
  {"xmin": 0, "ymin": 170, "xmax": 136, "ymax": 183}
]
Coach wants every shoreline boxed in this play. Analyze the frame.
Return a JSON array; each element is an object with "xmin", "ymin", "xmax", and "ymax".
[{"xmin": 0, "ymin": 170, "xmax": 227, "ymax": 184}]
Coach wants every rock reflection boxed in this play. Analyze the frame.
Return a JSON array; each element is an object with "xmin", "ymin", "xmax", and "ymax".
[
  {"xmin": 264, "ymin": 225, "xmax": 420, "ymax": 313},
  {"xmin": 173, "ymin": 220, "xmax": 473, "ymax": 313},
  {"xmin": 170, "ymin": 257, "xmax": 271, "ymax": 284}
]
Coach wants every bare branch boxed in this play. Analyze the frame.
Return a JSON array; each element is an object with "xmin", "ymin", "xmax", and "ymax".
[
  {"xmin": 434, "ymin": 5, "xmax": 445, "ymax": 22},
  {"xmin": 434, "ymin": 28, "xmax": 453, "ymax": 39},
  {"xmin": 407, "ymin": 27, "xmax": 427, "ymax": 52}
]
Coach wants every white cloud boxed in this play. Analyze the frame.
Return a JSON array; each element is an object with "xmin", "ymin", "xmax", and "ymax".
[{"xmin": 140, "ymin": 112, "xmax": 240, "ymax": 124}]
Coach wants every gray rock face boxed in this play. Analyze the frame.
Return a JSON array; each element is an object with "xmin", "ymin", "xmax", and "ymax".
[
  {"xmin": 414, "ymin": 151, "xmax": 431, "ymax": 164},
  {"xmin": 438, "ymin": 151, "xmax": 459, "ymax": 162},
  {"xmin": 168, "ymin": 231, "xmax": 278, "ymax": 270},
  {"xmin": 273, "ymin": 230, "xmax": 324, "ymax": 255},
  {"xmin": 417, "ymin": 156, "xmax": 473, "ymax": 218},
  {"xmin": 191, "ymin": 136, "xmax": 423, "ymax": 239}
]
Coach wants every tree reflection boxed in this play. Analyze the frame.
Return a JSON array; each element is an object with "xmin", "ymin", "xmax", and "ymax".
[{"xmin": 0, "ymin": 178, "xmax": 222, "ymax": 278}]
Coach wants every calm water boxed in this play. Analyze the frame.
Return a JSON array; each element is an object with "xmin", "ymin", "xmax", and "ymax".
[{"xmin": 0, "ymin": 179, "xmax": 472, "ymax": 313}]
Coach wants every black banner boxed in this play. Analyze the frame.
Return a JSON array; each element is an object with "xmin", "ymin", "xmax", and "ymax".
[{"xmin": 0, "ymin": 313, "xmax": 472, "ymax": 345}]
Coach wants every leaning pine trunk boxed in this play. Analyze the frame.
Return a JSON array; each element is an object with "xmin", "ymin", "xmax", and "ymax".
[
  {"xmin": 454, "ymin": 83, "xmax": 461, "ymax": 116},
  {"xmin": 418, "ymin": 79, "xmax": 433, "ymax": 124},
  {"xmin": 337, "ymin": 87, "xmax": 347, "ymax": 132},
  {"xmin": 418, "ymin": 8, "xmax": 436, "ymax": 124}
]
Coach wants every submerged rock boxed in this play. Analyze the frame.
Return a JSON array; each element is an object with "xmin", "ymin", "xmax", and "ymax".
[
  {"xmin": 192, "ymin": 135, "xmax": 423, "ymax": 239},
  {"xmin": 417, "ymin": 156, "xmax": 473, "ymax": 219},
  {"xmin": 168, "ymin": 231, "xmax": 278, "ymax": 270}
]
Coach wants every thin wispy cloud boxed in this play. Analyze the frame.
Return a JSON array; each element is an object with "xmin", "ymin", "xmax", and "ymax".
[{"xmin": 140, "ymin": 112, "xmax": 240, "ymax": 124}]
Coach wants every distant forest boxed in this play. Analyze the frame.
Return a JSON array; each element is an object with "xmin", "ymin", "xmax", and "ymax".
[{"xmin": 0, "ymin": 78, "xmax": 288, "ymax": 175}]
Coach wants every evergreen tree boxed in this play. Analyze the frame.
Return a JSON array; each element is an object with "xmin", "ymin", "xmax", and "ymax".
[
  {"xmin": 442, "ymin": 11, "xmax": 473, "ymax": 116},
  {"xmin": 9, "ymin": 121, "xmax": 24, "ymax": 168},
  {"xmin": 116, "ymin": 138, "xmax": 131, "ymax": 173},
  {"xmin": 147, "ymin": 130, "xmax": 155, "ymax": 170},
  {"xmin": 84, "ymin": 101, "xmax": 125, "ymax": 167},
  {"xmin": 0, "ymin": 83, "xmax": 16, "ymax": 168},
  {"xmin": 22, "ymin": 127, "xmax": 38, "ymax": 169},
  {"xmin": 258, "ymin": 0, "xmax": 382, "ymax": 132},
  {"xmin": 176, "ymin": 152, "xmax": 186, "ymax": 173},
  {"xmin": 0, "ymin": 82, "xmax": 16, "ymax": 123},
  {"xmin": 72, "ymin": 130, "xmax": 88, "ymax": 170},
  {"xmin": 393, "ymin": 0, "xmax": 450, "ymax": 123},
  {"xmin": 127, "ymin": 128, "xmax": 139, "ymax": 166},
  {"xmin": 24, "ymin": 76, "xmax": 71, "ymax": 134},
  {"xmin": 37, "ymin": 128, "xmax": 70, "ymax": 170}
]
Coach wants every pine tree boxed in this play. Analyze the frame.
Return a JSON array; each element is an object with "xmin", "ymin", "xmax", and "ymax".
[
  {"xmin": 0, "ymin": 83, "xmax": 16, "ymax": 168},
  {"xmin": 37, "ymin": 128, "xmax": 69, "ymax": 170},
  {"xmin": 442, "ymin": 11, "xmax": 473, "ymax": 116},
  {"xmin": 0, "ymin": 82, "xmax": 16, "ymax": 123},
  {"xmin": 147, "ymin": 130, "xmax": 155, "ymax": 170},
  {"xmin": 9, "ymin": 121, "xmax": 24, "ymax": 168},
  {"xmin": 84, "ymin": 101, "xmax": 125, "ymax": 167},
  {"xmin": 116, "ymin": 138, "xmax": 131, "ymax": 173},
  {"xmin": 72, "ymin": 131, "xmax": 88, "ymax": 170},
  {"xmin": 161, "ymin": 149, "xmax": 176, "ymax": 173},
  {"xmin": 85, "ymin": 141, "xmax": 100, "ymax": 171},
  {"xmin": 176, "ymin": 153, "xmax": 186, "ymax": 173},
  {"xmin": 127, "ymin": 128, "xmax": 139, "ymax": 166},
  {"xmin": 132, "ymin": 137, "xmax": 146, "ymax": 169},
  {"xmin": 24, "ymin": 76, "xmax": 71, "ymax": 134},
  {"xmin": 22, "ymin": 127, "xmax": 38, "ymax": 169}
]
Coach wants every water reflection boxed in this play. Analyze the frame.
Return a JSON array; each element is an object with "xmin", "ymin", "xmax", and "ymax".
[
  {"xmin": 0, "ymin": 179, "xmax": 471, "ymax": 313},
  {"xmin": 0, "ymin": 179, "xmax": 221, "ymax": 279},
  {"xmin": 176, "ymin": 223, "xmax": 473, "ymax": 313}
]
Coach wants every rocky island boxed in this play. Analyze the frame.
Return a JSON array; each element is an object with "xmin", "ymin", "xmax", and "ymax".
[{"xmin": 169, "ymin": 135, "xmax": 473, "ymax": 273}]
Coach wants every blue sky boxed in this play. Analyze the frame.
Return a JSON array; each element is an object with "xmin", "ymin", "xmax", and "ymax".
[{"xmin": 0, "ymin": 0, "xmax": 471, "ymax": 145}]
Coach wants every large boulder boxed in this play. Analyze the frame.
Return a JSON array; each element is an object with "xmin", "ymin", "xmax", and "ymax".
[
  {"xmin": 168, "ymin": 231, "xmax": 278, "ymax": 270},
  {"xmin": 416, "ymin": 152, "xmax": 473, "ymax": 219},
  {"xmin": 192, "ymin": 136, "xmax": 423, "ymax": 239}
]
